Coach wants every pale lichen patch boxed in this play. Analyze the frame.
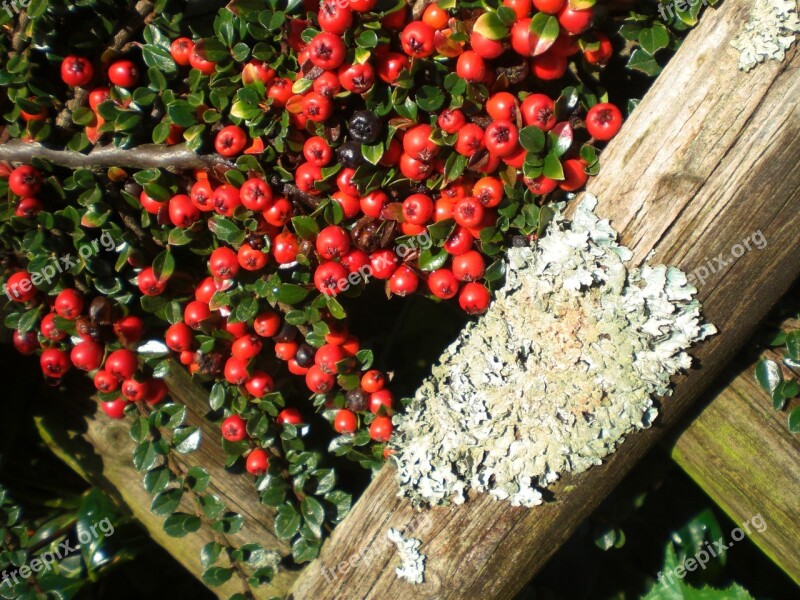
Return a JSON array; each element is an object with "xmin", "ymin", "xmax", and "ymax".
[
  {"xmin": 387, "ymin": 528, "xmax": 426, "ymax": 584},
  {"xmin": 390, "ymin": 195, "xmax": 716, "ymax": 508},
  {"xmin": 731, "ymin": 0, "xmax": 800, "ymax": 71}
]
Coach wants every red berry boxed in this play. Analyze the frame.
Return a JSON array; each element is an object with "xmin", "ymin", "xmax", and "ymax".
[
  {"xmin": 399, "ymin": 153, "xmax": 433, "ymax": 181},
  {"xmin": 295, "ymin": 162, "xmax": 323, "ymax": 195},
  {"xmin": 242, "ymin": 60, "xmax": 275, "ymax": 85},
  {"xmin": 422, "ymin": 3, "xmax": 449, "ymax": 29},
  {"xmin": 254, "ymin": 311, "xmax": 281, "ymax": 337},
  {"xmin": 452, "ymin": 250, "xmax": 486, "ymax": 281},
  {"xmin": 137, "ymin": 266, "xmax": 168, "ymax": 296},
  {"xmin": 170, "ymin": 38, "xmax": 194, "ymax": 66},
  {"xmin": 107, "ymin": 60, "xmax": 139, "ymax": 87},
  {"xmin": 61, "ymin": 56, "xmax": 93, "ymax": 87},
  {"xmin": 456, "ymin": 51, "xmax": 486, "ymax": 83},
  {"xmin": 240, "ymin": 178, "xmax": 273, "ymax": 211},
  {"xmin": 377, "ymin": 52, "xmax": 409, "ymax": 85},
  {"xmin": 169, "ymin": 194, "xmax": 201, "ymax": 228},
  {"xmin": 308, "ymin": 32, "xmax": 347, "ymax": 70},
  {"xmin": 166, "ymin": 322, "xmax": 194, "ymax": 352},
  {"xmin": 222, "ymin": 414, "xmax": 247, "ymax": 442},
  {"xmin": 245, "ymin": 371, "xmax": 274, "ymax": 397},
  {"xmin": 455, "ymin": 124, "xmax": 485, "ymax": 157},
  {"xmin": 246, "ymin": 448, "xmax": 269, "ymax": 475},
  {"xmin": 264, "ymin": 198, "xmax": 293, "ymax": 226},
  {"xmin": 94, "ymin": 369, "xmax": 119, "ymax": 392},
  {"xmin": 484, "ymin": 120, "xmax": 519, "ymax": 157},
  {"xmin": 267, "ymin": 78, "xmax": 293, "ymax": 106},
  {"xmin": 53, "ymin": 289, "xmax": 83, "ymax": 320},
  {"xmin": 438, "ymin": 108, "xmax": 466, "ymax": 134},
  {"xmin": 558, "ymin": 5, "xmax": 594, "ymax": 35},
  {"xmin": 106, "ymin": 349, "xmax": 138, "ymax": 380},
  {"xmin": 277, "ymin": 408, "xmax": 303, "ymax": 425},
  {"xmin": 526, "ymin": 174, "xmax": 558, "ymax": 195},
  {"xmin": 101, "ymin": 399, "xmax": 128, "ymax": 419},
  {"xmin": 305, "ymin": 364, "xmax": 336, "ymax": 393},
  {"xmin": 122, "ymin": 378, "xmax": 149, "ymax": 402},
  {"xmin": 224, "ymin": 357, "xmax": 250, "ymax": 385},
  {"xmin": 209, "ymin": 247, "xmax": 240, "ymax": 279},
  {"xmin": 12, "ymin": 329, "xmax": 38, "ymax": 355},
  {"xmin": 316, "ymin": 226, "xmax": 351, "ymax": 260},
  {"xmin": 402, "ymin": 193, "xmax": 434, "ymax": 225},
  {"xmin": 486, "ymin": 92, "xmax": 519, "ymax": 121},
  {"xmin": 238, "ymin": 245, "xmax": 268, "ymax": 271},
  {"xmin": 368, "ymin": 389, "xmax": 394, "ymax": 414},
  {"xmin": 403, "ymin": 124, "xmax": 438, "ymax": 162},
  {"xmin": 533, "ymin": 0, "xmax": 565, "ymax": 14},
  {"xmin": 139, "ymin": 190, "xmax": 166, "ymax": 214},
  {"xmin": 584, "ymin": 32, "xmax": 613, "ymax": 66},
  {"xmin": 319, "ymin": 0, "xmax": 353, "ymax": 34},
  {"xmin": 511, "ymin": 18, "xmax": 534, "ymax": 56},
  {"xmin": 144, "ymin": 378, "xmax": 169, "ymax": 405},
  {"xmin": 521, "ymin": 93, "xmax": 556, "ymax": 130},
  {"xmin": 303, "ymin": 136, "xmax": 333, "ymax": 167},
  {"xmin": 504, "ymin": 0, "xmax": 532, "ymax": 19},
  {"xmin": 444, "ymin": 226, "xmax": 474, "ymax": 255},
  {"xmin": 361, "ymin": 370, "xmax": 385, "ymax": 393},
  {"xmin": 314, "ymin": 261, "xmax": 349, "ymax": 296},
  {"xmin": 9, "ymin": 165, "xmax": 42, "ymax": 197},
  {"xmin": 427, "ymin": 268, "xmax": 459, "ymax": 299},
  {"xmin": 4, "ymin": 271, "xmax": 36, "ymax": 302},
  {"xmin": 184, "ymin": 300, "xmax": 212, "ymax": 329},
  {"xmin": 70, "ymin": 340, "xmax": 104, "ymax": 371},
  {"xmin": 369, "ymin": 249, "xmax": 398, "ymax": 280},
  {"xmin": 360, "ymin": 190, "xmax": 388, "ymax": 218},
  {"xmin": 459, "ymin": 282, "xmax": 491, "ymax": 314},
  {"xmin": 190, "ymin": 180, "xmax": 215, "ymax": 212},
  {"xmin": 586, "ymin": 102, "xmax": 623, "ymax": 141},
  {"xmin": 338, "ymin": 62, "xmax": 375, "ymax": 94},
  {"xmin": 15, "ymin": 197, "xmax": 43, "ymax": 218},
  {"xmin": 189, "ymin": 44, "xmax": 217, "ymax": 75},
  {"xmin": 559, "ymin": 158, "xmax": 588, "ymax": 191},
  {"xmin": 453, "ymin": 197, "xmax": 485, "ymax": 228},
  {"xmin": 232, "ymin": 335, "xmax": 262, "ymax": 360},
  {"xmin": 389, "ymin": 265, "xmax": 419, "ymax": 296},
  {"xmin": 273, "ymin": 231, "xmax": 299, "ymax": 264},
  {"xmin": 531, "ymin": 52, "xmax": 568, "ymax": 80},
  {"xmin": 369, "ymin": 415, "xmax": 393, "ymax": 442},
  {"xmin": 214, "ymin": 125, "xmax": 247, "ymax": 157},
  {"xmin": 470, "ymin": 30, "xmax": 505, "ymax": 59},
  {"xmin": 334, "ymin": 409, "xmax": 358, "ymax": 433},
  {"xmin": 301, "ymin": 91, "xmax": 334, "ymax": 122},
  {"xmin": 401, "ymin": 21, "xmax": 436, "ymax": 58},
  {"xmin": 275, "ymin": 341, "xmax": 298, "ymax": 361}
]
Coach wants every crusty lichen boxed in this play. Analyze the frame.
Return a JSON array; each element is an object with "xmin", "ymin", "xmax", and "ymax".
[
  {"xmin": 390, "ymin": 195, "xmax": 716, "ymax": 507},
  {"xmin": 388, "ymin": 528, "xmax": 426, "ymax": 584},
  {"xmin": 731, "ymin": 0, "xmax": 800, "ymax": 71}
]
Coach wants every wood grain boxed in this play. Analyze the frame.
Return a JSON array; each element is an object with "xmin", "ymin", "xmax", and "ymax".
[
  {"xmin": 36, "ymin": 364, "xmax": 299, "ymax": 599},
  {"xmin": 670, "ymin": 344, "xmax": 800, "ymax": 585},
  {"xmin": 289, "ymin": 1, "xmax": 800, "ymax": 597}
]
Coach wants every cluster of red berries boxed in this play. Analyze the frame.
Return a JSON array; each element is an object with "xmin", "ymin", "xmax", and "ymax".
[{"xmin": 5, "ymin": 0, "xmax": 628, "ymax": 466}]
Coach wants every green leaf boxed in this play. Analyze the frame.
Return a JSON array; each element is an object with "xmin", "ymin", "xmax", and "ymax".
[
  {"xmin": 173, "ymin": 426, "xmax": 202, "ymax": 454},
  {"xmin": 543, "ymin": 152, "xmax": 564, "ymax": 180},
  {"xmin": 639, "ymin": 23, "xmax": 670, "ymax": 56},
  {"xmin": 164, "ymin": 513, "xmax": 201, "ymax": 537},
  {"xmin": 627, "ymin": 48, "xmax": 662, "ymax": 77},
  {"xmin": 142, "ymin": 44, "xmax": 177, "ymax": 73},
  {"xmin": 152, "ymin": 249, "xmax": 175, "ymax": 281},
  {"xmin": 528, "ymin": 13, "xmax": 560, "ymax": 56},
  {"xmin": 785, "ymin": 330, "xmax": 800, "ymax": 360},
  {"xmin": 201, "ymin": 541, "xmax": 222, "ymax": 568},
  {"xmin": 143, "ymin": 467, "xmax": 172, "ymax": 495},
  {"xmin": 275, "ymin": 504, "xmax": 301, "ymax": 539},
  {"xmin": 473, "ymin": 12, "xmax": 508, "ymax": 41},
  {"xmin": 519, "ymin": 126, "xmax": 546, "ymax": 153},
  {"xmin": 416, "ymin": 86, "xmax": 445, "ymax": 112},
  {"xmin": 361, "ymin": 142, "xmax": 384, "ymax": 165},
  {"xmin": 755, "ymin": 359, "xmax": 782, "ymax": 395},
  {"xmin": 291, "ymin": 536, "xmax": 320, "ymax": 563},
  {"xmin": 151, "ymin": 489, "xmax": 183, "ymax": 517},
  {"xmin": 291, "ymin": 215, "xmax": 319, "ymax": 239},
  {"xmin": 788, "ymin": 406, "xmax": 800, "ymax": 433},
  {"xmin": 202, "ymin": 566, "xmax": 233, "ymax": 587},
  {"xmin": 300, "ymin": 496, "xmax": 325, "ymax": 526},
  {"xmin": 186, "ymin": 466, "xmax": 210, "ymax": 492},
  {"xmin": 276, "ymin": 284, "xmax": 310, "ymax": 304}
]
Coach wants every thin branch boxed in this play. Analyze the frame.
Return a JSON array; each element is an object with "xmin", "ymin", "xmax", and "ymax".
[{"xmin": 0, "ymin": 140, "xmax": 235, "ymax": 171}]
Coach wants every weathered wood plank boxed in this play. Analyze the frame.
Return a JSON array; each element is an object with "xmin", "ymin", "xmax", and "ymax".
[
  {"xmin": 289, "ymin": 1, "xmax": 800, "ymax": 597},
  {"xmin": 36, "ymin": 364, "xmax": 299, "ymax": 599},
  {"xmin": 670, "ymin": 345, "xmax": 800, "ymax": 585}
]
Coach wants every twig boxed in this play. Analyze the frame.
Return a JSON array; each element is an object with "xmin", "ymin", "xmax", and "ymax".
[{"xmin": 0, "ymin": 140, "xmax": 236, "ymax": 171}]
